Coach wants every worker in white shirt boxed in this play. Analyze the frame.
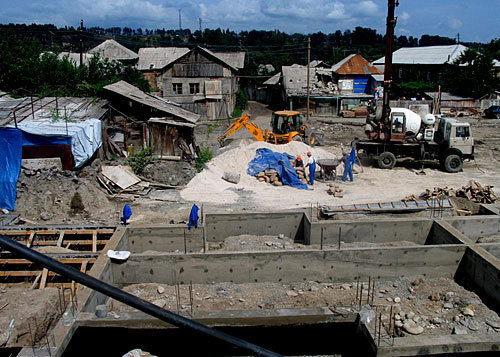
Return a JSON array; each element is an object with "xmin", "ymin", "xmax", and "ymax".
[{"xmin": 305, "ymin": 151, "xmax": 316, "ymax": 185}]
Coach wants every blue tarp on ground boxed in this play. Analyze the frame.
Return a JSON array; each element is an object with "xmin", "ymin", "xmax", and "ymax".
[
  {"xmin": 0, "ymin": 128, "xmax": 23, "ymax": 210},
  {"xmin": 247, "ymin": 148, "xmax": 309, "ymax": 190}
]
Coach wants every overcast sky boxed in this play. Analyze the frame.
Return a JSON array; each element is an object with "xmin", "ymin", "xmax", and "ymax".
[{"xmin": 0, "ymin": 0, "xmax": 497, "ymax": 43}]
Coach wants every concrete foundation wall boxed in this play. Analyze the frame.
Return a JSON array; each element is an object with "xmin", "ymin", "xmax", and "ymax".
[
  {"xmin": 478, "ymin": 243, "xmax": 500, "ymax": 260},
  {"xmin": 443, "ymin": 216, "xmax": 500, "ymax": 240},
  {"xmin": 427, "ymin": 221, "xmax": 466, "ymax": 245},
  {"xmin": 310, "ymin": 218, "xmax": 433, "ymax": 245},
  {"xmin": 112, "ymin": 245, "xmax": 464, "ymax": 286},
  {"xmin": 81, "ymin": 228, "xmax": 127, "ymax": 312},
  {"xmin": 204, "ymin": 212, "xmax": 305, "ymax": 243},
  {"xmin": 455, "ymin": 246, "xmax": 500, "ymax": 313},
  {"xmin": 127, "ymin": 226, "xmax": 204, "ymax": 253}
]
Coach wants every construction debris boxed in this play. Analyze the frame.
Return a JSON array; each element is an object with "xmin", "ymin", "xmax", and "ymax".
[
  {"xmin": 414, "ymin": 181, "xmax": 497, "ymax": 204},
  {"xmin": 101, "ymin": 165, "xmax": 141, "ymax": 190},
  {"xmin": 327, "ymin": 183, "xmax": 343, "ymax": 198}
]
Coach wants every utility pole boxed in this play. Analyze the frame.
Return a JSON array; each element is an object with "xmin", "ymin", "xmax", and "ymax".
[
  {"xmin": 381, "ymin": 0, "xmax": 398, "ymax": 129},
  {"xmin": 306, "ymin": 37, "xmax": 311, "ymax": 122},
  {"xmin": 199, "ymin": 18, "xmax": 202, "ymax": 34},
  {"xmin": 178, "ymin": 9, "xmax": 182, "ymax": 31},
  {"xmin": 456, "ymin": 33, "xmax": 460, "ymax": 44},
  {"xmin": 79, "ymin": 19, "xmax": 84, "ymax": 67}
]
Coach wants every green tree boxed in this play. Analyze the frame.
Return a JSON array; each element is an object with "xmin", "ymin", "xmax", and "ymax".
[{"xmin": 443, "ymin": 48, "xmax": 499, "ymax": 98}]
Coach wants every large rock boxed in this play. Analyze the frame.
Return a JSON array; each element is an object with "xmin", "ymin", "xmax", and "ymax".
[
  {"xmin": 452, "ymin": 326, "xmax": 468, "ymax": 335},
  {"xmin": 222, "ymin": 171, "xmax": 241, "ymax": 184},
  {"xmin": 402, "ymin": 321, "xmax": 424, "ymax": 335}
]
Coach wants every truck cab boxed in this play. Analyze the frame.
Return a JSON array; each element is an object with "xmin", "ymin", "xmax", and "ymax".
[{"xmin": 437, "ymin": 118, "xmax": 474, "ymax": 157}]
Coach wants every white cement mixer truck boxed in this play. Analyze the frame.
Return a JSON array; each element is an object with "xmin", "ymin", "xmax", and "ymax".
[{"xmin": 354, "ymin": 108, "xmax": 474, "ymax": 173}]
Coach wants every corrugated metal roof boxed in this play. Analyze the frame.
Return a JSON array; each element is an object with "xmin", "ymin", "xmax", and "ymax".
[
  {"xmin": 57, "ymin": 52, "xmax": 94, "ymax": 66},
  {"xmin": 88, "ymin": 39, "xmax": 138, "ymax": 61},
  {"xmin": 137, "ymin": 46, "xmax": 240, "ymax": 72},
  {"xmin": 213, "ymin": 52, "xmax": 245, "ymax": 69},
  {"xmin": 198, "ymin": 47, "xmax": 238, "ymax": 72},
  {"xmin": 104, "ymin": 80, "xmax": 199, "ymax": 124},
  {"xmin": 137, "ymin": 47, "xmax": 189, "ymax": 70},
  {"xmin": 332, "ymin": 54, "xmax": 382, "ymax": 75},
  {"xmin": 263, "ymin": 72, "xmax": 281, "ymax": 86},
  {"xmin": 0, "ymin": 96, "xmax": 108, "ymax": 126},
  {"xmin": 373, "ymin": 45, "xmax": 468, "ymax": 65}
]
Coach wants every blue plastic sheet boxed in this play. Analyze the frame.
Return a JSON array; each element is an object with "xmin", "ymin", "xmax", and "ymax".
[
  {"xmin": 247, "ymin": 148, "xmax": 309, "ymax": 190},
  {"xmin": 0, "ymin": 128, "xmax": 23, "ymax": 210}
]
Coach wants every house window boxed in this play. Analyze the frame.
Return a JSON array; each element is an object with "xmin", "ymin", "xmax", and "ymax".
[
  {"xmin": 172, "ymin": 83, "xmax": 183, "ymax": 95},
  {"xmin": 189, "ymin": 83, "xmax": 200, "ymax": 94}
]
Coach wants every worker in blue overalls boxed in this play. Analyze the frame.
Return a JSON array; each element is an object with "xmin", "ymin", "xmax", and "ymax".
[
  {"xmin": 305, "ymin": 151, "xmax": 316, "ymax": 185},
  {"xmin": 342, "ymin": 147, "xmax": 356, "ymax": 182}
]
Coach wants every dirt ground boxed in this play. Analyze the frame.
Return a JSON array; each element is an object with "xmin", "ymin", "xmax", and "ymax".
[
  {"xmin": 109, "ymin": 276, "xmax": 500, "ymax": 338},
  {"xmin": 1, "ymin": 101, "xmax": 499, "ymax": 349},
  {"xmin": 6, "ymin": 100, "xmax": 499, "ymax": 225}
]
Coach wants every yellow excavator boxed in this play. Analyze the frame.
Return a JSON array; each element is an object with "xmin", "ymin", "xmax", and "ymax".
[{"xmin": 217, "ymin": 110, "xmax": 323, "ymax": 146}]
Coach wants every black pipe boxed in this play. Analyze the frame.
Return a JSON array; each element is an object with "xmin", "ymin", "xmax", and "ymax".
[{"xmin": 0, "ymin": 235, "xmax": 282, "ymax": 357}]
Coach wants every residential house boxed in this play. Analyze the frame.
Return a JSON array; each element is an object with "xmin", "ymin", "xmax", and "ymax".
[
  {"xmin": 103, "ymin": 80, "xmax": 200, "ymax": 159},
  {"xmin": 372, "ymin": 44, "xmax": 468, "ymax": 82},
  {"xmin": 57, "ymin": 39, "xmax": 138, "ymax": 67},
  {"xmin": 278, "ymin": 54, "xmax": 377, "ymax": 115},
  {"xmin": 88, "ymin": 39, "xmax": 139, "ymax": 65},
  {"xmin": 137, "ymin": 47, "xmax": 190, "ymax": 91},
  {"xmin": 332, "ymin": 54, "xmax": 382, "ymax": 95},
  {"xmin": 159, "ymin": 46, "xmax": 245, "ymax": 120}
]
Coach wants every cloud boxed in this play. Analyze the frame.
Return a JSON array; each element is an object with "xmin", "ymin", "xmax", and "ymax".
[
  {"xmin": 399, "ymin": 11, "xmax": 410, "ymax": 23},
  {"xmin": 352, "ymin": 1, "xmax": 379, "ymax": 17},
  {"xmin": 447, "ymin": 17, "xmax": 463, "ymax": 30}
]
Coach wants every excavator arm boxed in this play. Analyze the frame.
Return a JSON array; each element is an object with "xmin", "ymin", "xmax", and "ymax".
[{"xmin": 217, "ymin": 114, "xmax": 265, "ymax": 146}]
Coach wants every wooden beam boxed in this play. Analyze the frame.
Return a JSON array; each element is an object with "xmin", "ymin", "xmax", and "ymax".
[
  {"xmin": 57, "ymin": 231, "xmax": 65, "ymax": 247},
  {"xmin": 39, "ymin": 268, "xmax": 48, "ymax": 289},
  {"xmin": 92, "ymin": 231, "xmax": 97, "ymax": 253},
  {"xmin": 26, "ymin": 232, "xmax": 35, "ymax": 248},
  {"xmin": 80, "ymin": 259, "xmax": 89, "ymax": 274},
  {"xmin": 0, "ymin": 258, "xmax": 96, "ymax": 265},
  {"xmin": 0, "ymin": 229, "xmax": 114, "ymax": 236}
]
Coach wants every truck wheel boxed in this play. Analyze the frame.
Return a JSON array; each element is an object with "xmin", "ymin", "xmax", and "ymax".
[
  {"xmin": 444, "ymin": 154, "xmax": 463, "ymax": 173},
  {"xmin": 378, "ymin": 152, "xmax": 396, "ymax": 169},
  {"xmin": 308, "ymin": 133, "xmax": 316, "ymax": 145}
]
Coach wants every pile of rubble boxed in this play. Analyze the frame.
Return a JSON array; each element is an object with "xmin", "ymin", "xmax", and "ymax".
[
  {"xmin": 327, "ymin": 183, "xmax": 344, "ymax": 198},
  {"xmin": 417, "ymin": 181, "xmax": 497, "ymax": 204},
  {"xmin": 256, "ymin": 169, "xmax": 283, "ymax": 186}
]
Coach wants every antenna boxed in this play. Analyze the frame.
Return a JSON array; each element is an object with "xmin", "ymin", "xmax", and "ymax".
[{"xmin": 179, "ymin": 9, "xmax": 182, "ymax": 31}]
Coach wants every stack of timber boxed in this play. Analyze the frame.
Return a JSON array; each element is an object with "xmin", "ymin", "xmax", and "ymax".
[{"xmin": 416, "ymin": 180, "xmax": 497, "ymax": 204}]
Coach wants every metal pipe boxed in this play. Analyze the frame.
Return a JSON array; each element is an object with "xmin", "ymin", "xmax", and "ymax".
[{"xmin": 0, "ymin": 235, "xmax": 282, "ymax": 357}]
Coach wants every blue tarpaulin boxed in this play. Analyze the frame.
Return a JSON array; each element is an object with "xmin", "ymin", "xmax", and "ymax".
[
  {"xmin": 247, "ymin": 148, "xmax": 309, "ymax": 190},
  {"xmin": 0, "ymin": 128, "xmax": 23, "ymax": 210}
]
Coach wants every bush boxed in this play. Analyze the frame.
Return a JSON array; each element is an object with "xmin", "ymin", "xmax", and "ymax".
[
  {"xmin": 195, "ymin": 148, "xmax": 213, "ymax": 172},
  {"xmin": 232, "ymin": 88, "xmax": 248, "ymax": 118},
  {"xmin": 128, "ymin": 146, "xmax": 153, "ymax": 174}
]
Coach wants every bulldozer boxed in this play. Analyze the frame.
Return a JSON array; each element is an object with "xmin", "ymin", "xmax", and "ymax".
[{"xmin": 217, "ymin": 110, "xmax": 323, "ymax": 146}]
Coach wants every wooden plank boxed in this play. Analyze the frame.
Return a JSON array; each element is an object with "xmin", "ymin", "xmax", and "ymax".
[
  {"xmin": 39, "ymin": 268, "xmax": 48, "ymax": 289},
  {"xmin": 80, "ymin": 259, "xmax": 89, "ymax": 274},
  {"xmin": 26, "ymin": 232, "xmax": 36, "ymax": 248},
  {"xmin": 30, "ymin": 240, "xmax": 108, "ymax": 246},
  {"xmin": 0, "ymin": 270, "xmax": 73, "ymax": 277},
  {"xmin": 57, "ymin": 231, "xmax": 65, "ymax": 247},
  {"xmin": 0, "ymin": 229, "xmax": 114, "ymax": 236},
  {"xmin": 92, "ymin": 231, "xmax": 97, "ymax": 253},
  {"xmin": 0, "ymin": 258, "xmax": 96, "ymax": 265}
]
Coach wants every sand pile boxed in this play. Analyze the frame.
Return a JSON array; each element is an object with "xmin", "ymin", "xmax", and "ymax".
[{"xmin": 181, "ymin": 140, "xmax": 336, "ymax": 205}]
